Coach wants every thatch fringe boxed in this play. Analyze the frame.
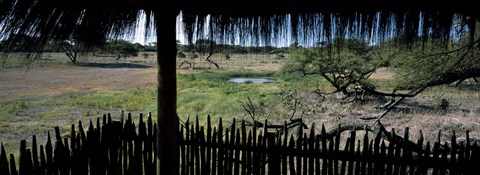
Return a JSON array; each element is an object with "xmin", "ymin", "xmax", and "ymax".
[{"xmin": 0, "ymin": 0, "xmax": 478, "ymax": 50}]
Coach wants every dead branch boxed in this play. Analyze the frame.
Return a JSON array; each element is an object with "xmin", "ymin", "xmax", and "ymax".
[
  {"xmin": 205, "ymin": 52, "xmax": 219, "ymax": 69},
  {"xmin": 239, "ymin": 97, "xmax": 256, "ymax": 121},
  {"xmin": 314, "ymin": 123, "xmax": 414, "ymax": 152},
  {"xmin": 370, "ymin": 96, "xmax": 406, "ymax": 126},
  {"xmin": 289, "ymin": 98, "xmax": 299, "ymax": 120},
  {"xmin": 178, "ymin": 59, "xmax": 194, "ymax": 68},
  {"xmin": 235, "ymin": 117, "xmax": 308, "ymax": 135},
  {"xmin": 370, "ymin": 86, "xmax": 426, "ymax": 120}
]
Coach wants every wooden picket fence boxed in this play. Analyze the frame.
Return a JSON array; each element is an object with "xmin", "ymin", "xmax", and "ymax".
[
  {"xmin": 0, "ymin": 113, "xmax": 157, "ymax": 175},
  {"xmin": 180, "ymin": 116, "xmax": 480, "ymax": 175},
  {"xmin": 1, "ymin": 113, "xmax": 479, "ymax": 175}
]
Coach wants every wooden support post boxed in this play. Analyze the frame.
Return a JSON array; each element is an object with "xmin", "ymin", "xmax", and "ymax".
[{"xmin": 156, "ymin": 9, "xmax": 179, "ymax": 175}]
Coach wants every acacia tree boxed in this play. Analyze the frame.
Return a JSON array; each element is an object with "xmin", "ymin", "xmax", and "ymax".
[
  {"xmin": 102, "ymin": 40, "xmax": 139, "ymax": 60},
  {"xmin": 281, "ymin": 39, "xmax": 388, "ymax": 99},
  {"xmin": 390, "ymin": 39, "xmax": 480, "ymax": 91},
  {"xmin": 281, "ymin": 32, "xmax": 480, "ymax": 125},
  {"xmin": 195, "ymin": 39, "xmax": 220, "ymax": 69},
  {"xmin": 58, "ymin": 40, "xmax": 82, "ymax": 63}
]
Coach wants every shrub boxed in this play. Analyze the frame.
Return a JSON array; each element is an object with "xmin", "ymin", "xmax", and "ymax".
[{"xmin": 177, "ymin": 51, "xmax": 186, "ymax": 58}]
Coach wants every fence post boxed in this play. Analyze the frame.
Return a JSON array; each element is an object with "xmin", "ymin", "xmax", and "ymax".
[{"xmin": 267, "ymin": 132, "xmax": 279, "ymax": 175}]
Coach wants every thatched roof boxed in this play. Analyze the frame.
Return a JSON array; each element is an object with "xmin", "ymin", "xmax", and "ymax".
[{"xmin": 1, "ymin": 0, "xmax": 478, "ymax": 49}]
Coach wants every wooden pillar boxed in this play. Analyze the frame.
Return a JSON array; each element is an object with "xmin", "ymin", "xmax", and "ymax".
[{"xmin": 156, "ymin": 9, "xmax": 179, "ymax": 175}]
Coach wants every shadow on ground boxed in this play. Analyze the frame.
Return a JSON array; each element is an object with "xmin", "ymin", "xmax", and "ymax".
[{"xmin": 74, "ymin": 62, "xmax": 153, "ymax": 68}]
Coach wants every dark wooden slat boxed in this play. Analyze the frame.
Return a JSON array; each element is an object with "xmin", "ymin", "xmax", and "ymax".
[
  {"xmin": 25, "ymin": 149, "xmax": 34, "ymax": 175},
  {"xmin": 212, "ymin": 128, "xmax": 218, "ymax": 175},
  {"xmin": 367, "ymin": 140, "xmax": 373, "ymax": 175},
  {"xmin": 399, "ymin": 128, "xmax": 409, "ymax": 175},
  {"xmin": 10, "ymin": 154, "xmax": 17, "ymax": 175},
  {"xmin": 54, "ymin": 127, "xmax": 68, "ymax": 175},
  {"xmin": 321, "ymin": 125, "xmax": 327, "ymax": 175},
  {"xmin": 307, "ymin": 124, "xmax": 314, "ymax": 175},
  {"xmin": 152, "ymin": 122, "xmax": 158, "ymax": 174},
  {"xmin": 296, "ymin": 128, "xmax": 303, "ymax": 175},
  {"xmin": 223, "ymin": 128, "xmax": 231, "ymax": 174},
  {"xmin": 0, "ymin": 143, "xmax": 10, "ymax": 175},
  {"xmin": 420, "ymin": 142, "xmax": 430, "ymax": 175},
  {"xmin": 19, "ymin": 140, "xmax": 32, "ymax": 175},
  {"xmin": 261, "ymin": 120, "xmax": 268, "ymax": 175},
  {"xmin": 194, "ymin": 117, "xmax": 201, "ymax": 175},
  {"xmin": 347, "ymin": 129, "xmax": 356, "ymax": 175},
  {"xmin": 431, "ymin": 131, "xmax": 441, "ymax": 175},
  {"xmin": 267, "ymin": 131, "xmax": 279, "ymax": 175},
  {"xmin": 302, "ymin": 133, "xmax": 307, "ymax": 175},
  {"xmin": 439, "ymin": 141, "xmax": 449, "ymax": 175},
  {"xmin": 254, "ymin": 132, "xmax": 263, "ymax": 175},
  {"xmin": 241, "ymin": 120, "xmax": 248, "ymax": 175},
  {"xmin": 464, "ymin": 130, "xmax": 471, "ymax": 171},
  {"xmin": 414, "ymin": 131, "xmax": 424, "ymax": 175},
  {"xmin": 189, "ymin": 124, "xmax": 195, "ymax": 175},
  {"xmin": 373, "ymin": 131, "xmax": 382, "ymax": 175},
  {"xmin": 206, "ymin": 116, "xmax": 212, "ymax": 175},
  {"xmin": 334, "ymin": 125, "xmax": 341, "ymax": 175},
  {"xmin": 339, "ymin": 137, "xmax": 350, "ymax": 175},
  {"xmin": 393, "ymin": 130, "xmax": 401, "ymax": 175},
  {"xmin": 184, "ymin": 120, "xmax": 190, "ymax": 175},
  {"xmin": 134, "ymin": 136, "xmax": 143, "ymax": 175},
  {"xmin": 470, "ymin": 143, "xmax": 480, "ymax": 175},
  {"xmin": 45, "ymin": 132, "xmax": 54, "ymax": 175},
  {"xmin": 281, "ymin": 121, "xmax": 288, "ymax": 175},
  {"xmin": 288, "ymin": 135, "xmax": 296, "ymax": 175},
  {"xmin": 200, "ymin": 126, "xmax": 207, "ymax": 175},
  {"xmin": 39, "ymin": 145, "xmax": 46, "ymax": 175},
  {"xmin": 355, "ymin": 140, "xmax": 361, "ymax": 175},
  {"xmin": 379, "ymin": 140, "xmax": 387, "ymax": 175},
  {"xmin": 252, "ymin": 132, "xmax": 259, "ymax": 175},
  {"xmin": 361, "ymin": 129, "xmax": 369, "ymax": 175},
  {"xmin": 138, "ymin": 114, "xmax": 149, "ymax": 175},
  {"xmin": 180, "ymin": 125, "xmax": 186, "ymax": 175},
  {"xmin": 147, "ymin": 113, "xmax": 154, "ymax": 174},
  {"xmin": 70, "ymin": 124, "xmax": 80, "ymax": 175},
  {"xmin": 227, "ymin": 120, "xmax": 236, "ymax": 175},
  {"xmin": 329, "ymin": 135, "xmax": 335, "ymax": 175},
  {"xmin": 246, "ymin": 131, "xmax": 253, "ymax": 175},
  {"xmin": 234, "ymin": 129, "xmax": 241, "ymax": 175},
  {"xmin": 62, "ymin": 138, "xmax": 70, "ymax": 175},
  {"xmin": 449, "ymin": 131, "xmax": 457, "ymax": 174},
  {"xmin": 385, "ymin": 129, "xmax": 394, "ymax": 175},
  {"xmin": 457, "ymin": 141, "xmax": 465, "ymax": 175},
  {"xmin": 314, "ymin": 132, "xmax": 320, "ymax": 175},
  {"xmin": 32, "ymin": 135, "xmax": 40, "ymax": 175},
  {"xmin": 217, "ymin": 118, "xmax": 224, "ymax": 175}
]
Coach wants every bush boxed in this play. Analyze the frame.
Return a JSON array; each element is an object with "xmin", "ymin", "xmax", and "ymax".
[
  {"xmin": 177, "ymin": 51, "xmax": 186, "ymax": 58},
  {"xmin": 192, "ymin": 53, "xmax": 199, "ymax": 59},
  {"xmin": 275, "ymin": 53, "xmax": 285, "ymax": 59}
]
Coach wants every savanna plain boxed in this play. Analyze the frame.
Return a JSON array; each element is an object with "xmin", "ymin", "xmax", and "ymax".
[{"xmin": 1, "ymin": 52, "xmax": 479, "ymax": 158}]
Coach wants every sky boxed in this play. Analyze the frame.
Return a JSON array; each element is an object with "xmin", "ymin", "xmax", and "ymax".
[
  {"xmin": 130, "ymin": 11, "xmax": 464, "ymax": 48},
  {"xmin": 131, "ymin": 12, "xmax": 186, "ymax": 46}
]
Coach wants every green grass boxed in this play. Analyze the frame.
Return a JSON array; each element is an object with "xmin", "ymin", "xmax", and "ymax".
[
  {"xmin": 0, "ymin": 69, "xmax": 300, "ymax": 154},
  {"xmin": 177, "ymin": 70, "xmax": 286, "ymax": 124}
]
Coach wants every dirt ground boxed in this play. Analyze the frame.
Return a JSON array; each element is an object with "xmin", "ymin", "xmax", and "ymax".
[{"xmin": 0, "ymin": 64, "xmax": 158, "ymax": 101}]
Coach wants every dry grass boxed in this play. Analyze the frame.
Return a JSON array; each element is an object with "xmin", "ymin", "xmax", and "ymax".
[{"xmin": 0, "ymin": 65, "xmax": 157, "ymax": 101}]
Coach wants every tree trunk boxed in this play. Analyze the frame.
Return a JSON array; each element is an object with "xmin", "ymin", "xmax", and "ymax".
[
  {"xmin": 205, "ymin": 53, "xmax": 220, "ymax": 69},
  {"xmin": 156, "ymin": 9, "xmax": 179, "ymax": 175}
]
